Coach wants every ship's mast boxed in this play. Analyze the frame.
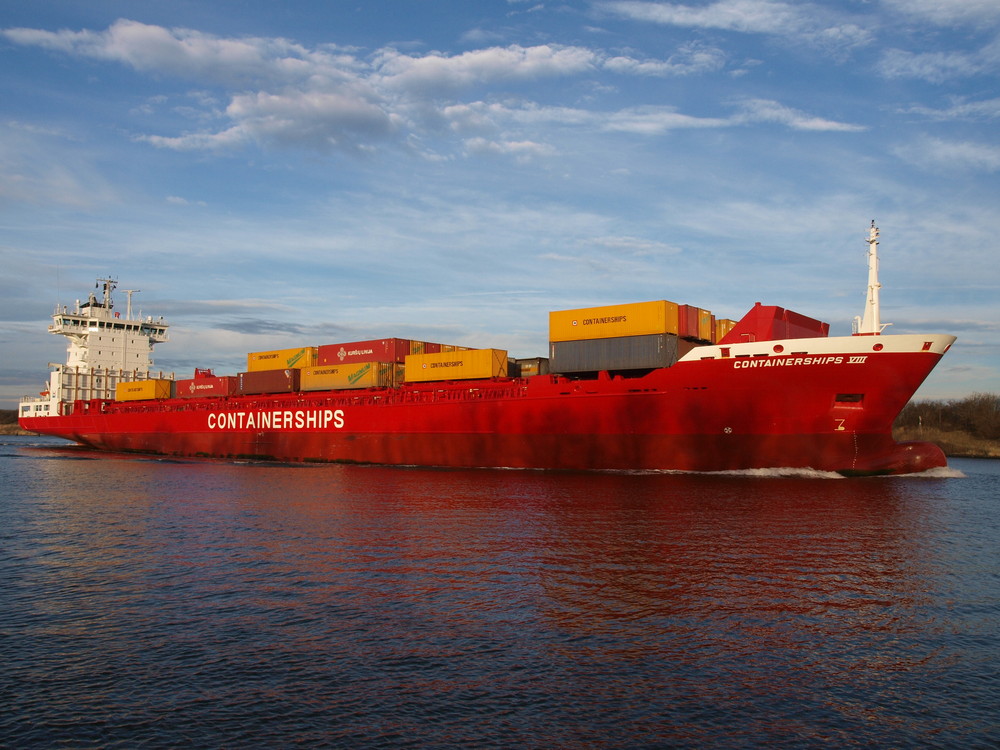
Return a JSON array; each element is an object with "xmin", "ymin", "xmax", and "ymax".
[
  {"xmin": 98, "ymin": 276, "xmax": 117, "ymax": 309},
  {"xmin": 124, "ymin": 289, "xmax": 140, "ymax": 320},
  {"xmin": 854, "ymin": 221, "xmax": 890, "ymax": 335}
]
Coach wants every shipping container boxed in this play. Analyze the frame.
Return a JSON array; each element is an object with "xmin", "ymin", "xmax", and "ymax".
[
  {"xmin": 677, "ymin": 305, "xmax": 713, "ymax": 341},
  {"xmin": 699, "ymin": 309, "xmax": 714, "ymax": 342},
  {"xmin": 115, "ymin": 378, "xmax": 173, "ymax": 402},
  {"xmin": 246, "ymin": 347, "xmax": 317, "ymax": 372},
  {"xmin": 318, "ymin": 338, "xmax": 411, "ymax": 366},
  {"xmin": 405, "ymin": 348, "xmax": 508, "ymax": 382},
  {"xmin": 549, "ymin": 334, "xmax": 679, "ymax": 373},
  {"xmin": 409, "ymin": 340, "xmax": 443, "ymax": 355},
  {"xmin": 238, "ymin": 368, "xmax": 300, "ymax": 395},
  {"xmin": 513, "ymin": 357, "xmax": 550, "ymax": 378},
  {"xmin": 301, "ymin": 362, "xmax": 402, "ymax": 391},
  {"xmin": 715, "ymin": 318, "xmax": 738, "ymax": 342},
  {"xmin": 175, "ymin": 375, "xmax": 238, "ymax": 399},
  {"xmin": 549, "ymin": 300, "xmax": 679, "ymax": 342}
]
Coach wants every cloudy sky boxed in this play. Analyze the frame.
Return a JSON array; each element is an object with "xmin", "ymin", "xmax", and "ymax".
[{"xmin": 2, "ymin": 0, "xmax": 998, "ymax": 407}]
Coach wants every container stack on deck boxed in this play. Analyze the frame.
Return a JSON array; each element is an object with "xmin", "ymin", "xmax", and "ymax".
[
  {"xmin": 548, "ymin": 299, "xmax": 727, "ymax": 374},
  {"xmin": 159, "ymin": 337, "xmax": 510, "ymax": 402},
  {"xmin": 115, "ymin": 302, "xmax": 742, "ymax": 402},
  {"xmin": 114, "ymin": 378, "xmax": 174, "ymax": 402}
]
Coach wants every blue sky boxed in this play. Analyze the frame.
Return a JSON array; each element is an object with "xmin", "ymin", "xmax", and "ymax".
[{"xmin": 2, "ymin": 0, "xmax": 998, "ymax": 408}]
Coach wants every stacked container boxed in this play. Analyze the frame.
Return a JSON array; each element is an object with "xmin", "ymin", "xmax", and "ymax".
[
  {"xmin": 175, "ymin": 374, "xmax": 238, "ymax": 399},
  {"xmin": 677, "ymin": 305, "xmax": 714, "ymax": 343},
  {"xmin": 246, "ymin": 347, "xmax": 317, "ymax": 372},
  {"xmin": 238, "ymin": 369, "xmax": 300, "ymax": 395},
  {"xmin": 301, "ymin": 362, "xmax": 403, "ymax": 391},
  {"xmin": 548, "ymin": 300, "xmax": 682, "ymax": 374},
  {"xmin": 405, "ymin": 349, "xmax": 508, "ymax": 383},
  {"xmin": 513, "ymin": 357, "xmax": 550, "ymax": 378},
  {"xmin": 115, "ymin": 379, "xmax": 173, "ymax": 402},
  {"xmin": 318, "ymin": 338, "xmax": 411, "ymax": 366},
  {"xmin": 715, "ymin": 318, "xmax": 738, "ymax": 342}
]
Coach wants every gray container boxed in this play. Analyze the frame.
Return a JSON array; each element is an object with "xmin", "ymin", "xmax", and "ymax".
[{"xmin": 549, "ymin": 333, "xmax": 678, "ymax": 373}]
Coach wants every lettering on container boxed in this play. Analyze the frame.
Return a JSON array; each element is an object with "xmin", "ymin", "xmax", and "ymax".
[
  {"xmin": 348, "ymin": 364, "xmax": 371, "ymax": 384},
  {"xmin": 337, "ymin": 347, "xmax": 375, "ymax": 361},
  {"xmin": 207, "ymin": 408, "xmax": 345, "ymax": 431},
  {"xmin": 577, "ymin": 315, "xmax": 627, "ymax": 326}
]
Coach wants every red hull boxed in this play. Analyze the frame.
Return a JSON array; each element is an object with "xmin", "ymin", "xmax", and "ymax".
[{"xmin": 21, "ymin": 340, "xmax": 951, "ymax": 475}]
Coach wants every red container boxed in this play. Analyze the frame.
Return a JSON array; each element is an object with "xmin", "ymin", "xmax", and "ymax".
[
  {"xmin": 175, "ymin": 375, "xmax": 238, "ymax": 399},
  {"xmin": 318, "ymin": 338, "xmax": 411, "ymax": 365},
  {"xmin": 409, "ymin": 340, "xmax": 443, "ymax": 355},
  {"xmin": 238, "ymin": 369, "xmax": 300, "ymax": 395},
  {"xmin": 678, "ymin": 305, "xmax": 700, "ymax": 339}
]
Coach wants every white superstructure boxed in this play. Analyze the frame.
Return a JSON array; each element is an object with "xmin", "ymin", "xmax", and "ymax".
[{"xmin": 19, "ymin": 278, "xmax": 171, "ymax": 419}]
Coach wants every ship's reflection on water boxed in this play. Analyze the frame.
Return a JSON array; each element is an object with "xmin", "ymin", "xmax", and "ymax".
[{"xmin": 3, "ymin": 440, "xmax": 994, "ymax": 748}]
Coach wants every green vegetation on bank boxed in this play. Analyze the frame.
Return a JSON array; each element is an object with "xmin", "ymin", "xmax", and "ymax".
[
  {"xmin": 0, "ymin": 409, "xmax": 27, "ymax": 435},
  {"xmin": 893, "ymin": 393, "xmax": 1000, "ymax": 458}
]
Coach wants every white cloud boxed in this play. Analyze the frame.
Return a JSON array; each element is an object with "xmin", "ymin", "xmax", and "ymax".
[
  {"xmin": 1, "ymin": 17, "xmax": 866, "ymax": 161},
  {"xmin": 4, "ymin": 19, "xmax": 327, "ymax": 86},
  {"xmin": 602, "ymin": 105, "xmax": 729, "ymax": 133},
  {"xmin": 878, "ymin": 29, "xmax": 1000, "ymax": 83},
  {"xmin": 900, "ymin": 97, "xmax": 1000, "ymax": 121},
  {"xmin": 881, "ymin": 0, "xmax": 1000, "ymax": 27},
  {"xmin": 603, "ymin": 42, "xmax": 727, "ymax": 76},
  {"xmin": 599, "ymin": 0, "xmax": 874, "ymax": 48},
  {"xmin": 601, "ymin": 0, "xmax": 806, "ymax": 34},
  {"xmin": 5, "ymin": 20, "xmax": 741, "ymax": 158},
  {"xmin": 734, "ymin": 99, "xmax": 866, "ymax": 132},
  {"xmin": 893, "ymin": 136, "xmax": 1000, "ymax": 173},
  {"xmin": 375, "ymin": 44, "xmax": 599, "ymax": 92},
  {"xmin": 878, "ymin": 48, "xmax": 989, "ymax": 83},
  {"xmin": 463, "ymin": 137, "xmax": 556, "ymax": 162},
  {"xmin": 225, "ymin": 90, "xmax": 399, "ymax": 151},
  {"xmin": 138, "ymin": 126, "xmax": 250, "ymax": 152}
]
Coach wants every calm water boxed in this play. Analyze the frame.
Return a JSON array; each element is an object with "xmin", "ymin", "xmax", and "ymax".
[{"xmin": 1, "ymin": 436, "xmax": 997, "ymax": 749}]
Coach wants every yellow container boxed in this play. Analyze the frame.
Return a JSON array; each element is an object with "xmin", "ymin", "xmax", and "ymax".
[
  {"xmin": 716, "ymin": 318, "xmax": 738, "ymax": 341},
  {"xmin": 549, "ymin": 300, "xmax": 679, "ymax": 342},
  {"xmin": 300, "ymin": 362, "xmax": 401, "ymax": 391},
  {"xmin": 698, "ymin": 309, "xmax": 714, "ymax": 342},
  {"xmin": 405, "ymin": 349, "xmax": 508, "ymax": 382},
  {"xmin": 115, "ymin": 379, "xmax": 173, "ymax": 402},
  {"xmin": 247, "ymin": 346, "xmax": 317, "ymax": 372}
]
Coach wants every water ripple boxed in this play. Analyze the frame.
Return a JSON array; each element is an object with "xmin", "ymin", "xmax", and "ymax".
[{"xmin": 1, "ymin": 441, "xmax": 997, "ymax": 748}]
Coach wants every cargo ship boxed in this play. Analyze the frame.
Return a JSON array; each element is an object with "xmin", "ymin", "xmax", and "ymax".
[{"xmin": 18, "ymin": 223, "xmax": 955, "ymax": 475}]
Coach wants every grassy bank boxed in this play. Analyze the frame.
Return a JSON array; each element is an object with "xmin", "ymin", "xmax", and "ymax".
[
  {"xmin": 893, "ymin": 393, "xmax": 1000, "ymax": 459},
  {"xmin": 0, "ymin": 409, "xmax": 30, "ymax": 435},
  {"xmin": 892, "ymin": 426, "xmax": 1000, "ymax": 459}
]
